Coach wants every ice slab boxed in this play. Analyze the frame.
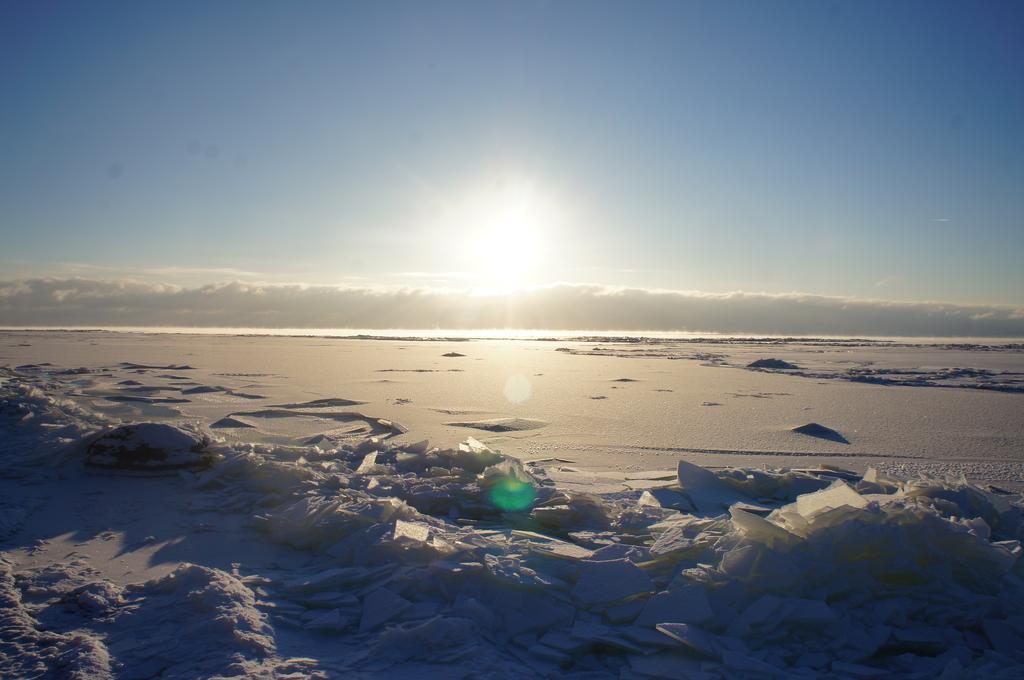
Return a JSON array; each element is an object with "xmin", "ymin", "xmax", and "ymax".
[
  {"xmin": 793, "ymin": 480, "xmax": 868, "ymax": 519},
  {"xmin": 635, "ymin": 586, "xmax": 714, "ymax": 627},
  {"xmin": 360, "ymin": 588, "xmax": 413, "ymax": 632},
  {"xmin": 573, "ymin": 558, "xmax": 654, "ymax": 606},
  {"xmin": 676, "ymin": 460, "xmax": 752, "ymax": 513}
]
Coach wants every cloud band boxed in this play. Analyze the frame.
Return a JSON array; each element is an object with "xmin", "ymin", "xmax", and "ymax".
[{"xmin": 1, "ymin": 278, "xmax": 1022, "ymax": 337}]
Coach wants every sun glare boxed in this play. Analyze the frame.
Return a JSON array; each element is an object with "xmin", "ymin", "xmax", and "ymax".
[{"xmin": 453, "ymin": 179, "xmax": 558, "ymax": 289}]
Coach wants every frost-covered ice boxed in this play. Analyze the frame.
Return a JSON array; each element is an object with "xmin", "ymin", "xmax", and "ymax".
[{"xmin": 2, "ymin": 363, "xmax": 1024, "ymax": 679}]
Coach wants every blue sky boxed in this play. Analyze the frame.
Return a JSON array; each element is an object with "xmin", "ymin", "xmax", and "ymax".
[{"xmin": 1, "ymin": 0, "xmax": 1022, "ymax": 306}]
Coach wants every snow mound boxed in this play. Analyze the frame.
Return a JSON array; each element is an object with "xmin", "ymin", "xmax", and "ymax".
[
  {"xmin": 211, "ymin": 416, "xmax": 257, "ymax": 429},
  {"xmin": 1, "ymin": 560, "xmax": 278, "ymax": 679},
  {"xmin": 113, "ymin": 564, "xmax": 276, "ymax": 674},
  {"xmin": 0, "ymin": 372, "xmax": 105, "ymax": 478},
  {"xmin": 747, "ymin": 358, "xmax": 800, "ymax": 369},
  {"xmin": 792, "ymin": 422, "xmax": 850, "ymax": 443},
  {"xmin": 0, "ymin": 561, "xmax": 113, "ymax": 679},
  {"xmin": 446, "ymin": 417, "xmax": 547, "ymax": 432},
  {"xmin": 85, "ymin": 423, "xmax": 215, "ymax": 470}
]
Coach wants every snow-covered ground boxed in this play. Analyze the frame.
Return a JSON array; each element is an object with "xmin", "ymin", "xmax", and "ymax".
[{"xmin": 1, "ymin": 331, "xmax": 1023, "ymax": 677}]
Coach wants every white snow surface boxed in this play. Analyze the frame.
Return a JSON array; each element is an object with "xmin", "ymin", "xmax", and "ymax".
[{"xmin": 2, "ymin": 363, "xmax": 1024, "ymax": 678}]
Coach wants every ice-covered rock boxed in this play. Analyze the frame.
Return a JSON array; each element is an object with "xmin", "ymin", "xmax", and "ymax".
[{"xmin": 85, "ymin": 423, "xmax": 214, "ymax": 470}]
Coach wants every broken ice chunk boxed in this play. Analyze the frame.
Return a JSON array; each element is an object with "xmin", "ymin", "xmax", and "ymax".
[
  {"xmin": 859, "ymin": 467, "xmax": 901, "ymax": 494},
  {"xmin": 889, "ymin": 623, "xmax": 949, "ymax": 654},
  {"xmin": 648, "ymin": 526, "xmax": 702, "ymax": 559},
  {"xmin": 727, "ymin": 595, "xmax": 835, "ymax": 637},
  {"xmin": 482, "ymin": 458, "xmax": 538, "ymax": 512},
  {"xmin": 484, "ymin": 554, "xmax": 557, "ymax": 587},
  {"xmin": 451, "ymin": 437, "xmax": 502, "ymax": 472},
  {"xmin": 509, "ymin": 530, "xmax": 595, "ymax": 560},
  {"xmin": 982, "ymin": 619, "xmax": 1024, "ymax": 655},
  {"xmin": 726, "ymin": 594, "xmax": 783, "ymax": 637},
  {"xmin": 729, "ymin": 507, "xmax": 798, "ymax": 549},
  {"xmin": 629, "ymin": 651, "xmax": 713, "ymax": 680},
  {"xmin": 570, "ymin": 618, "xmax": 611, "ymax": 641},
  {"xmin": 483, "ymin": 457, "xmax": 535, "ymax": 485},
  {"xmin": 655, "ymin": 623, "xmax": 724, "ymax": 659},
  {"xmin": 532, "ymin": 493, "xmax": 610, "ymax": 529},
  {"xmin": 619, "ymin": 625, "xmax": 681, "ymax": 649},
  {"xmin": 303, "ymin": 608, "xmax": 355, "ymax": 632},
  {"xmin": 794, "ymin": 480, "xmax": 868, "ymax": 519},
  {"xmin": 359, "ymin": 588, "xmax": 412, "ymax": 632},
  {"xmin": 363, "ymin": 616, "xmax": 478, "ymax": 665},
  {"xmin": 776, "ymin": 597, "xmax": 836, "ymax": 626},
  {"xmin": 635, "ymin": 586, "xmax": 714, "ymax": 627},
  {"xmin": 538, "ymin": 629, "xmax": 590, "ymax": 654},
  {"xmin": 356, "ymin": 451, "xmax": 380, "ymax": 474},
  {"xmin": 831, "ymin": 661, "xmax": 885, "ymax": 677},
  {"xmin": 404, "ymin": 439, "xmax": 430, "ymax": 454},
  {"xmin": 282, "ymin": 566, "xmax": 385, "ymax": 593},
  {"xmin": 721, "ymin": 650, "xmax": 783, "ymax": 675},
  {"xmin": 528, "ymin": 644, "xmax": 572, "ymax": 664},
  {"xmin": 718, "ymin": 467, "xmax": 830, "ymax": 501},
  {"xmin": 393, "ymin": 519, "xmax": 430, "ymax": 543},
  {"xmin": 460, "ymin": 436, "xmax": 489, "ymax": 454},
  {"xmin": 572, "ymin": 558, "xmax": 654, "ymax": 606},
  {"xmin": 639, "ymin": 487, "xmax": 695, "ymax": 512},
  {"xmin": 605, "ymin": 598, "xmax": 647, "ymax": 624},
  {"xmin": 676, "ymin": 460, "xmax": 751, "ymax": 513},
  {"xmin": 589, "ymin": 543, "xmax": 651, "ymax": 563}
]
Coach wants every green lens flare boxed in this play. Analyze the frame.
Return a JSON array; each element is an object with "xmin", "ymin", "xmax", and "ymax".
[{"xmin": 489, "ymin": 477, "xmax": 536, "ymax": 512}]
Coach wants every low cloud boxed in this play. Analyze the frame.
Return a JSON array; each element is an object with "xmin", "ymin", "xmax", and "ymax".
[{"xmin": 1, "ymin": 278, "xmax": 1023, "ymax": 337}]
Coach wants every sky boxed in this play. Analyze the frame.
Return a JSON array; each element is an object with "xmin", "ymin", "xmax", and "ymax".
[{"xmin": 1, "ymin": 1, "xmax": 1022, "ymax": 333}]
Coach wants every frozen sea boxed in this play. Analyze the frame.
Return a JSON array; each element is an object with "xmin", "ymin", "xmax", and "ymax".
[{"xmin": 1, "ymin": 330, "xmax": 1023, "ymax": 678}]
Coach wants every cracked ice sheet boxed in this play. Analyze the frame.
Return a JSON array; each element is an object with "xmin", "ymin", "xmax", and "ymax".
[{"xmin": 526, "ymin": 463, "xmax": 633, "ymax": 493}]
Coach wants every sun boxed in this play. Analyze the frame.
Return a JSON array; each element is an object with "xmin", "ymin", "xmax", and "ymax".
[
  {"xmin": 471, "ymin": 194, "xmax": 543, "ymax": 282},
  {"xmin": 458, "ymin": 179, "xmax": 555, "ymax": 288}
]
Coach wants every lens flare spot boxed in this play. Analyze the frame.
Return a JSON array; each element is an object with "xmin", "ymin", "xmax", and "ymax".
[
  {"xmin": 503, "ymin": 374, "xmax": 532, "ymax": 404},
  {"xmin": 489, "ymin": 477, "xmax": 537, "ymax": 512}
]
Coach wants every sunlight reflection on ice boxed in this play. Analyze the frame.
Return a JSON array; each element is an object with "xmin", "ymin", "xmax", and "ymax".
[{"xmin": 503, "ymin": 374, "xmax": 532, "ymax": 404}]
